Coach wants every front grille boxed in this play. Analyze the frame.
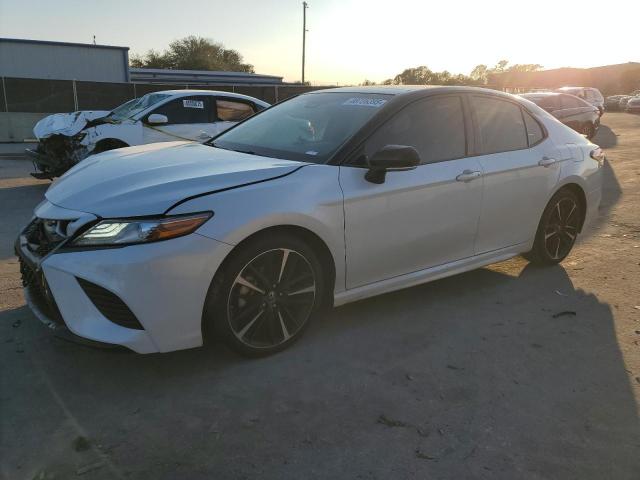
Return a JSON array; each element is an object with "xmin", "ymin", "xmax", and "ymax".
[
  {"xmin": 19, "ymin": 257, "xmax": 64, "ymax": 325},
  {"xmin": 76, "ymin": 278, "xmax": 144, "ymax": 330}
]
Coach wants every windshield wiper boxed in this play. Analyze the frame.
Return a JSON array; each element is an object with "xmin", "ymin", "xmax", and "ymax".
[{"xmin": 210, "ymin": 142, "xmax": 256, "ymax": 155}]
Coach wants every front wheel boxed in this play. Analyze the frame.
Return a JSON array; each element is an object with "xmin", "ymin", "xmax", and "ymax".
[
  {"xmin": 204, "ymin": 233, "xmax": 325, "ymax": 357},
  {"xmin": 91, "ymin": 139, "xmax": 129, "ymax": 155},
  {"xmin": 524, "ymin": 189, "xmax": 582, "ymax": 265}
]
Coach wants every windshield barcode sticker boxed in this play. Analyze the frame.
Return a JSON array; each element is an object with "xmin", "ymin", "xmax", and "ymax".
[
  {"xmin": 342, "ymin": 98, "xmax": 387, "ymax": 107},
  {"xmin": 183, "ymin": 99, "xmax": 204, "ymax": 109}
]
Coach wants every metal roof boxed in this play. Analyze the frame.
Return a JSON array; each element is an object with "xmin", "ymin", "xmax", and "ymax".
[
  {"xmin": 0, "ymin": 37, "xmax": 129, "ymax": 51},
  {"xmin": 130, "ymin": 68, "xmax": 283, "ymax": 85}
]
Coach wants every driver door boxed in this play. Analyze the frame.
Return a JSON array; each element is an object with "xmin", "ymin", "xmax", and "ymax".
[
  {"xmin": 142, "ymin": 95, "xmax": 214, "ymax": 143},
  {"xmin": 340, "ymin": 95, "xmax": 483, "ymax": 289}
]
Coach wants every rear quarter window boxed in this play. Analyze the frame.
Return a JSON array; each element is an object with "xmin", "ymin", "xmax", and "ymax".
[
  {"xmin": 217, "ymin": 99, "xmax": 255, "ymax": 122},
  {"xmin": 522, "ymin": 110, "xmax": 544, "ymax": 146}
]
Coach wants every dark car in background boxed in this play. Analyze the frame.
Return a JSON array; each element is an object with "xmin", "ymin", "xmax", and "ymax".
[
  {"xmin": 555, "ymin": 87, "xmax": 605, "ymax": 116},
  {"xmin": 619, "ymin": 96, "xmax": 634, "ymax": 110},
  {"xmin": 520, "ymin": 92, "xmax": 600, "ymax": 139},
  {"xmin": 626, "ymin": 96, "xmax": 640, "ymax": 113},
  {"xmin": 605, "ymin": 95, "xmax": 625, "ymax": 111}
]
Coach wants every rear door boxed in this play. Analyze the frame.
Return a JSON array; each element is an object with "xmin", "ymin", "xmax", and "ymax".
[
  {"xmin": 142, "ymin": 95, "xmax": 213, "ymax": 143},
  {"xmin": 558, "ymin": 94, "xmax": 592, "ymax": 130},
  {"xmin": 469, "ymin": 95, "xmax": 562, "ymax": 253},
  {"xmin": 340, "ymin": 95, "xmax": 484, "ymax": 288}
]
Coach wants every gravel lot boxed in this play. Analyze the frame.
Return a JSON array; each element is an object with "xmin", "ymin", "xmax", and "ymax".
[{"xmin": 1, "ymin": 114, "xmax": 639, "ymax": 479}]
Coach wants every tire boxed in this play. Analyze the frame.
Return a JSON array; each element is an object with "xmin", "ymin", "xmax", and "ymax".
[
  {"xmin": 204, "ymin": 233, "xmax": 325, "ymax": 357},
  {"xmin": 524, "ymin": 189, "xmax": 582, "ymax": 265},
  {"xmin": 92, "ymin": 139, "xmax": 128, "ymax": 155}
]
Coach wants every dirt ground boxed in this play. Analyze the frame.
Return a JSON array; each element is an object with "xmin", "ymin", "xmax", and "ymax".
[{"xmin": 1, "ymin": 114, "xmax": 639, "ymax": 479}]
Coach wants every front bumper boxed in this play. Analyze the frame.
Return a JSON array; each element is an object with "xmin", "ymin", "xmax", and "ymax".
[{"xmin": 16, "ymin": 224, "xmax": 233, "ymax": 353}]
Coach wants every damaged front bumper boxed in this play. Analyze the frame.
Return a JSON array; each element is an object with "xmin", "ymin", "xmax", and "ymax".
[{"xmin": 26, "ymin": 134, "xmax": 90, "ymax": 179}]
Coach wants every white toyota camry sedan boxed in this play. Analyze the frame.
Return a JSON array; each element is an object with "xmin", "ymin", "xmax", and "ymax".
[{"xmin": 16, "ymin": 86, "xmax": 603, "ymax": 356}]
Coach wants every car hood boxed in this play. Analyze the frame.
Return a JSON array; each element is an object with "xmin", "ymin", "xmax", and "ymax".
[
  {"xmin": 34, "ymin": 110, "xmax": 112, "ymax": 139},
  {"xmin": 45, "ymin": 141, "xmax": 305, "ymax": 218}
]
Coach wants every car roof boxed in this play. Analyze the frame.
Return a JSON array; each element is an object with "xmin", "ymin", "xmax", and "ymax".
[
  {"xmin": 148, "ymin": 89, "xmax": 270, "ymax": 106},
  {"xmin": 305, "ymin": 85, "xmax": 518, "ymax": 99},
  {"xmin": 522, "ymin": 92, "xmax": 561, "ymax": 97}
]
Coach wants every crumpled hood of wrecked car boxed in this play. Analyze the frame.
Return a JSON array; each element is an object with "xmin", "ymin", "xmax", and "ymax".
[
  {"xmin": 33, "ymin": 111, "xmax": 111, "ymax": 139},
  {"xmin": 45, "ymin": 141, "xmax": 305, "ymax": 218}
]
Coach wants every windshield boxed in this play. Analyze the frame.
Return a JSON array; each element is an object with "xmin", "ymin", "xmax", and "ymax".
[
  {"xmin": 107, "ymin": 93, "xmax": 171, "ymax": 121},
  {"xmin": 211, "ymin": 92, "xmax": 392, "ymax": 163}
]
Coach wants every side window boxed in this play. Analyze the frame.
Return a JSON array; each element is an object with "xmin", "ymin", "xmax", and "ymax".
[
  {"xmin": 560, "ymin": 95, "xmax": 586, "ymax": 109},
  {"xmin": 151, "ymin": 96, "xmax": 209, "ymax": 124},
  {"xmin": 363, "ymin": 96, "xmax": 466, "ymax": 165},
  {"xmin": 532, "ymin": 96, "xmax": 558, "ymax": 110},
  {"xmin": 522, "ymin": 110, "xmax": 544, "ymax": 146},
  {"xmin": 472, "ymin": 96, "xmax": 527, "ymax": 154},
  {"xmin": 217, "ymin": 99, "xmax": 255, "ymax": 122}
]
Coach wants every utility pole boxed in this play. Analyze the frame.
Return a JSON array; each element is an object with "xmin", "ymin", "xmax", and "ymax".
[{"xmin": 302, "ymin": 2, "xmax": 308, "ymax": 84}]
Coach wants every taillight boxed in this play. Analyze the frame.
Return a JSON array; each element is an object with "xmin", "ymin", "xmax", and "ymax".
[{"xmin": 590, "ymin": 147, "xmax": 605, "ymax": 167}]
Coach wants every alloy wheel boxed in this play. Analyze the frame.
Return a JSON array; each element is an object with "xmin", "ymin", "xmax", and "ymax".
[
  {"xmin": 227, "ymin": 248, "xmax": 316, "ymax": 349},
  {"xmin": 543, "ymin": 197, "xmax": 580, "ymax": 260}
]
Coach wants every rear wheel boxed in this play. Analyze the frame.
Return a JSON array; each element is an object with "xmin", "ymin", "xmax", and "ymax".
[
  {"xmin": 524, "ymin": 189, "xmax": 582, "ymax": 265},
  {"xmin": 204, "ymin": 233, "xmax": 324, "ymax": 357}
]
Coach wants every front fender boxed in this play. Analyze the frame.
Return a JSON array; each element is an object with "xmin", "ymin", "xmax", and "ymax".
[
  {"xmin": 80, "ymin": 123, "xmax": 140, "ymax": 150},
  {"xmin": 166, "ymin": 164, "xmax": 347, "ymax": 294}
]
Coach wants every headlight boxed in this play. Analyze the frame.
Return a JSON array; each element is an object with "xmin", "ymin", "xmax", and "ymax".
[{"xmin": 72, "ymin": 212, "xmax": 212, "ymax": 246}]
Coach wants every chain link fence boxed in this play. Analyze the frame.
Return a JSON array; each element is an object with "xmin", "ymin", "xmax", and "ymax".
[{"xmin": 0, "ymin": 77, "xmax": 329, "ymax": 113}]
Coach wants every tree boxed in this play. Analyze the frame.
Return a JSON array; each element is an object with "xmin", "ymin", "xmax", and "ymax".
[
  {"xmin": 390, "ymin": 66, "xmax": 478, "ymax": 86},
  {"xmin": 369, "ymin": 60, "xmax": 543, "ymax": 87},
  {"xmin": 130, "ymin": 49, "xmax": 172, "ymax": 69},
  {"xmin": 470, "ymin": 60, "xmax": 543, "ymax": 84},
  {"xmin": 130, "ymin": 36, "xmax": 254, "ymax": 73},
  {"xmin": 470, "ymin": 64, "xmax": 489, "ymax": 82}
]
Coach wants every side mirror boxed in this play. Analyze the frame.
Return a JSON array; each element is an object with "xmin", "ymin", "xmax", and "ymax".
[
  {"xmin": 365, "ymin": 145, "xmax": 420, "ymax": 184},
  {"xmin": 147, "ymin": 113, "xmax": 168, "ymax": 125}
]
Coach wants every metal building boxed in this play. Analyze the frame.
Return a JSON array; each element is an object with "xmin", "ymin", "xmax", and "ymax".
[{"xmin": 0, "ymin": 37, "xmax": 130, "ymax": 82}]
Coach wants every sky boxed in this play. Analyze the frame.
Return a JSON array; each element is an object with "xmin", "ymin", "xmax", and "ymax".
[{"xmin": 1, "ymin": 0, "xmax": 638, "ymax": 84}]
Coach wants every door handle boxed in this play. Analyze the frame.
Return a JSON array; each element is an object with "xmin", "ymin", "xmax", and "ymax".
[
  {"xmin": 456, "ymin": 170, "xmax": 482, "ymax": 182},
  {"xmin": 538, "ymin": 156, "xmax": 556, "ymax": 167}
]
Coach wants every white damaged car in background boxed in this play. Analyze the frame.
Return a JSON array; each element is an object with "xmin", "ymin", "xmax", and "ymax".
[{"xmin": 27, "ymin": 89, "xmax": 269, "ymax": 178}]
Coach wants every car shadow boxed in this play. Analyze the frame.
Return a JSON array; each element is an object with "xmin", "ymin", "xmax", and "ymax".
[
  {"xmin": 577, "ymin": 121, "xmax": 622, "ymax": 240},
  {"xmin": 0, "ymin": 182, "xmax": 48, "ymax": 261},
  {"xmin": 592, "ymin": 124, "xmax": 617, "ymax": 149},
  {"xmin": 2, "ymin": 257, "xmax": 638, "ymax": 478}
]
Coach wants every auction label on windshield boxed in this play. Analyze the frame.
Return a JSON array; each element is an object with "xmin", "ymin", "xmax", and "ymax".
[
  {"xmin": 342, "ymin": 97, "xmax": 387, "ymax": 107},
  {"xmin": 183, "ymin": 99, "xmax": 204, "ymax": 109}
]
